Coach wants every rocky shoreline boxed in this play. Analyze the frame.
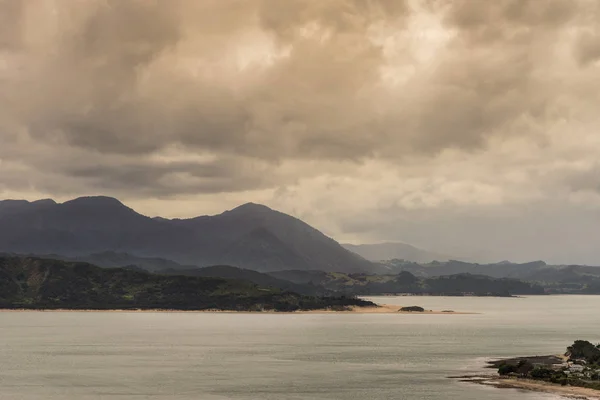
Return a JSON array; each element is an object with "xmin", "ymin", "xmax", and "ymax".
[
  {"xmin": 453, "ymin": 341, "xmax": 600, "ymax": 399},
  {"xmin": 453, "ymin": 374, "xmax": 600, "ymax": 399}
]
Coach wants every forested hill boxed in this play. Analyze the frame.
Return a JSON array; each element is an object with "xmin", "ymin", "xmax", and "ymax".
[
  {"xmin": 0, "ymin": 256, "xmax": 374, "ymax": 311},
  {"xmin": 268, "ymin": 270, "xmax": 545, "ymax": 296},
  {"xmin": 158, "ymin": 265, "xmax": 327, "ymax": 296}
]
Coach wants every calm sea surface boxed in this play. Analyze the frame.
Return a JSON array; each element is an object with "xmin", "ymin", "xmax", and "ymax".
[{"xmin": 1, "ymin": 295, "xmax": 599, "ymax": 400}]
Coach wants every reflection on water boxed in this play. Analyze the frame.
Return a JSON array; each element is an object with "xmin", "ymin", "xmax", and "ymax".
[{"xmin": 1, "ymin": 295, "xmax": 598, "ymax": 400}]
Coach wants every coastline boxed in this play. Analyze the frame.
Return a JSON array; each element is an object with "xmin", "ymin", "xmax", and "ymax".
[
  {"xmin": 0, "ymin": 304, "xmax": 475, "ymax": 314},
  {"xmin": 457, "ymin": 375, "xmax": 600, "ymax": 400}
]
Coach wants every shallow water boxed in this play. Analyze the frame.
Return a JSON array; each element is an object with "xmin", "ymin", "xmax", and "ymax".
[{"xmin": 1, "ymin": 295, "xmax": 599, "ymax": 399}]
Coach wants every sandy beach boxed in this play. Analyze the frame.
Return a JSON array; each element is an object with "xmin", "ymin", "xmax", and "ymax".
[
  {"xmin": 301, "ymin": 304, "xmax": 474, "ymax": 314},
  {"xmin": 457, "ymin": 375, "xmax": 600, "ymax": 400},
  {"xmin": 0, "ymin": 304, "xmax": 473, "ymax": 314}
]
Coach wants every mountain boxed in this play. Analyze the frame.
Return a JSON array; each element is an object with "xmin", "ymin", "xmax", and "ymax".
[
  {"xmin": 0, "ymin": 199, "xmax": 56, "ymax": 218},
  {"xmin": 0, "ymin": 256, "xmax": 375, "ymax": 311},
  {"xmin": 343, "ymin": 242, "xmax": 455, "ymax": 263},
  {"xmin": 0, "ymin": 196, "xmax": 376, "ymax": 273}
]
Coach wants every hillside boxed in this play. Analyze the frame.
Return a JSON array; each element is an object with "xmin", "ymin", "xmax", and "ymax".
[
  {"xmin": 0, "ymin": 256, "xmax": 375, "ymax": 311},
  {"xmin": 382, "ymin": 259, "xmax": 550, "ymax": 278},
  {"xmin": 379, "ymin": 259, "xmax": 600, "ymax": 294},
  {"xmin": 51, "ymin": 251, "xmax": 195, "ymax": 272},
  {"xmin": 522, "ymin": 265, "xmax": 600, "ymax": 294},
  {"xmin": 0, "ymin": 197, "xmax": 376, "ymax": 273},
  {"xmin": 268, "ymin": 270, "xmax": 544, "ymax": 296},
  {"xmin": 158, "ymin": 265, "xmax": 327, "ymax": 296},
  {"xmin": 343, "ymin": 242, "xmax": 455, "ymax": 263}
]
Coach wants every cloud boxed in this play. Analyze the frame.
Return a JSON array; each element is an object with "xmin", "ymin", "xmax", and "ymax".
[
  {"xmin": 7, "ymin": 0, "xmax": 594, "ymax": 164},
  {"xmin": 1, "ymin": 0, "xmax": 600, "ymax": 263}
]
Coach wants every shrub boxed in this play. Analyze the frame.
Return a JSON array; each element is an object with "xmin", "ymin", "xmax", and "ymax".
[
  {"xmin": 530, "ymin": 367, "xmax": 554, "ymax": 380},
  {"xmin": 498, "ymin": 364, "xmax": 518, "ymax": 375},
  {"xmin": 567, "ymin": 340, "xmax": 600, "ymax": 363},
  {"xmin": 400, "ymin": 306, "xmax": 425, "ymax": 312}
]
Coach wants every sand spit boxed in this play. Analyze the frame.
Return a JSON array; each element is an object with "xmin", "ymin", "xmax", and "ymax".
[{"xmin": 302, "ymin": 304, "xmax": 475, "ymax": 314}]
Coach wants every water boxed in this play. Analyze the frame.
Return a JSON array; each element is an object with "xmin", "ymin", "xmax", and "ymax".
[{"xmin": 1, "ymin": 295, "xmax": 599, "ymax": 400}]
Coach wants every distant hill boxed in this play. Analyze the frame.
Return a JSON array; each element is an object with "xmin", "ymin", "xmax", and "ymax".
[
  {"xmin": 25, "ymin": 251, "xmax": 195, "ymax": 272},
  {"xmin": 377, "ymin": 259, "xmax": 600, "ymax": 294},
  {"xmin": 381, "ymin": 259, "xmax": 550, "ymax": 278},
  {"xmin": 0, "ymin": 256, "xmax": 375, "ymax": 311},
  {"xmin": 0, "ymin": 251, "xmax": 198, "ymax": 274},
  {"xmin": 343, "ymin": 242, "xmax": 455, "ymax": 263},
  {"xmin": 158, "ymin": 265, "xmax": 327, "ymax": 296},
  {"xmin": 519, "ymin": 265, "xmax": 600, "ymax": 294},
  {"xmin": 522, "ymin": 264, "xmax": 600, "ymax": 283},
  {"xmin": 0, "ymin": 196, "xmax": 376, "ymax": 273},
  {"xmin": 267, "ymin": 270, "xmax": 544, "ymax": 296}
]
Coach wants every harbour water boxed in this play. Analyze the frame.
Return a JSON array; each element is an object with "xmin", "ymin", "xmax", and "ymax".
[{"xmin": 1, "ymin": 295, "xmax": 599, "ymax": 399}]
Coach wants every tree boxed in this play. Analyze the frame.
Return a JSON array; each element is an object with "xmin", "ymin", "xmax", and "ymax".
[
  {"xmin": 530, "ymin": 367, "xmax": 553, "ymax": 380},
  {"xmin": 567, "ymin": 340, "xmax": 600, "ymax": 363},
  {"xmin": 498, "ymin": 364, "xmax": 517, "ymax": 375},
  {"xmin": 516, "ymin": 360, "xmax": 535, "ymax": 376}
]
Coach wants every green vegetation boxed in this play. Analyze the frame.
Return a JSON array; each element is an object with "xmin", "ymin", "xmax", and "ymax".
[
  {"xmin": 567, "ymin": 340, "xmax": 600, "ymax": 364},
  {"xmin": 382, "ymin": 259, "xmax": 600, "ymax": 295},
  {"xmin": 158, "ymin": 265, "xmax": 326, "ymax": 296},
  {"xmin": 494, "ymin": 341, "xmax": 600, "ymax": 391},
  {"xmin": 0, "ymin": 256, "xmax": 375, "ymax": 312},
  {"xmin": 268, "ymin": 270, "xmax": 544, "ymax": 296},
  {"xmin": 399, "ymin": 306, "xmax": 425, "ymax": 312},
  {"xmin": 498, "ymin": 363, "xmax": 518, "ymax": 376}
]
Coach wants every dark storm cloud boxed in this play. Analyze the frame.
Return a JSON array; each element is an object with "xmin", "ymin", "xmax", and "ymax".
[
  {"xmin": 18, "ymin": 0, "xmax": 182, "ymax": 154},
  {"xmin": 2, "ymin": 1, "xmax": 600, "ymax": 265},
  {"xmin": 65, "ymin": 158, "xmax": 270, "ymax": 196},
  {"xmin": 401, "ymin": 0, "xmax": 578, "ymax": 153},
  {"xmin": 6, "ymin": 0, "xmax": 410, "ymax": 160},
  {"xmin": 0, "ymin": 0, "xmax": 598, "ymax": 200}
]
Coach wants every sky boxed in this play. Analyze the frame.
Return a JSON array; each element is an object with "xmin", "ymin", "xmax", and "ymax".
[{"xmin": 1, "ymin": 0, "xmax": 600, "ymax": 264}]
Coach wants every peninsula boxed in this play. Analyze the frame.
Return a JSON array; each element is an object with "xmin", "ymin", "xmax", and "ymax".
[
  {"xmin": 0, "ymin": 256, "xmax": 375, "ymax": 312},
  {"xmin": 456, "ymin": 340, "xmax": 600, "ymax": 399}
]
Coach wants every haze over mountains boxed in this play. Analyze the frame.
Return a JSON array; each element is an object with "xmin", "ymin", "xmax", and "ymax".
[
  {"xmin": 0, "ymin": 196, "xmax": 374, "ymax": 273},
  {"xmin": 3, "ymin": 195, "xmax": 600, "ymax": 295},
  {"xmin": 3, "ymin": 194, "xmax": 600, "ymax": 269},
  {"xmin": 342, "ymin": 242, "xmax": 456, "ymax": 263}
]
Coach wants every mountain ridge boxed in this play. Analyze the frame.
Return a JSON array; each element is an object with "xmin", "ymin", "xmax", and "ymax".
[{"xmin": 0, "ymin": 196, "xmax": 377, "ymax": 273}]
